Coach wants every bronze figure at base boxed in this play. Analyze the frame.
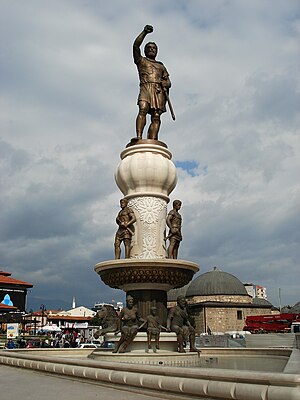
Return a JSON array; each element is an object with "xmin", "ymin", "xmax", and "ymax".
[
  {"xmin": 112, "ymin": 295, "xmax": 142, "ymax": 353},
  {"xmin": 141, "ymin": 306, "xmax": 167, "ymax": 353},
  {"xmin": 93, "ymin": 305, "xmax": 120, "ymax": 338},
  {"xmin": 167, "ymin": 295, "xmax": 199, "ymax": 353}
]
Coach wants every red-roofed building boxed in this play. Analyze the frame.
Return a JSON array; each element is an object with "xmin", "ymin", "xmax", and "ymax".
[
  {"xmin": 0, "ymin": 303, "xmax": 17, "ymax": 312},
  {"xmin": 47, "ymin": 315, "xmax": 93, "ymax": 329},
  {"xmin": 0, "ymin": 270, "xmax": 33, "ymax": 312},
  {"xmin": 25, "ymin": 307, "xmax": 95, "ymax": 334}
]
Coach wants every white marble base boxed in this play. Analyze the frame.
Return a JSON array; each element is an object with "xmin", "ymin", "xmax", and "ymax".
[
  {"xmin": 104, "ymin": 332, "xmax": 178, "ymax": 353},
  {"xmin": 115, "ymin": 143, "xmax": 177, "ymax": 259}
]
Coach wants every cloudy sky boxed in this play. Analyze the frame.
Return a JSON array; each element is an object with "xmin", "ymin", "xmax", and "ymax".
[{"xmin": 1, "ymin": 1, "xmax": 299, "ymax": 311}]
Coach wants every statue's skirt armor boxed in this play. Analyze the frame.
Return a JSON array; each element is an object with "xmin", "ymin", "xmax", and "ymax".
[{"xmin": 137, "ymin": 57, "xmax": 169, "ymax": 113}]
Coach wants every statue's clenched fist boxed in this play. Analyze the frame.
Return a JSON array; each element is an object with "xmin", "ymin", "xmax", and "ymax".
[{"xmin": 144, "ymin": 25, "xmax": 153, "ymax": 34}]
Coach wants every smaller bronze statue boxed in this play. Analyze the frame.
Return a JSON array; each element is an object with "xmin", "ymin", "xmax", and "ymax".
[
  {"xmin": 166, "ymin": 200, "xmax": 182, "ymax": 259},
  {"xmin": 93, "ymin": 305, "xmax": 120, "ymax": 338},
  {"xmin": 113, "ymin": 295, "xmax": 141, "ymax": 353},
  {"xmin": 142, "ymin": 306, "xmax": 167, "ymax": 353},
  {"xmin": 114, "ymin": 198, "xmax": 136, "ymax": 259},
  {"xmin": 167, "ymin": 295, "xmax": 198, "ymax": 353},
  {"xmin": 133, "ymin": 25, "xmax": 173, "ymax": 141}
]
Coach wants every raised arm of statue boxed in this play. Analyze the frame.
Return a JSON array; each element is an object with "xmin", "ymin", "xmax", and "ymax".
[{"xmin": 133, "ymin": 25, "xmax": 153, "ymax": 64}]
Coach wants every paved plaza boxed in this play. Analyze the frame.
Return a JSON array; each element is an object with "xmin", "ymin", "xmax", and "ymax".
[{"xmin": 0, "ymin": 364, "xmax": 173, "ymax": 400}]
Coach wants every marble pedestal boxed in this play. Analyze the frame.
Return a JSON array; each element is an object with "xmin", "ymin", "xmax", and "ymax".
[{"xmin": 100, "ymin": 332, "xmax": 178, "ymax": 353}]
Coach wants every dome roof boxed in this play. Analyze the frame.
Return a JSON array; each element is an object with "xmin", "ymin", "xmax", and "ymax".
[
  {"xmin": 252, "ymin": 297, "xmax": 273, "ymax": 307},
  {"xmin": 186, "ymin": 267, "xmax": 248, "ymax": 297},
  {"xmin": 167, "ymin": 284, "xmax": 189, "ymax": 302},
  {"xmin": 291, "ymin": 301, "xmax": 300, "ymax": 314}
]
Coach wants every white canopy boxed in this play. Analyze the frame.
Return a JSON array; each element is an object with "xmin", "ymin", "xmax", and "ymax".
[{"xmin": 40, "ymin": 324, "xmax": 61, "ymax": 332}]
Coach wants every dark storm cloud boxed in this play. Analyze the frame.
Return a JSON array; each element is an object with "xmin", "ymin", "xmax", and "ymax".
[
  {"xmin": 248, "ymin": 73, "xmax": 300, "ymax": 126},
  {"xmin": 0, "ymin": 198, "xmax": 81, "ymax": 240},
  {"xmin": 0, "ymin": 140, "xmax": 30, "ymax": 173}
]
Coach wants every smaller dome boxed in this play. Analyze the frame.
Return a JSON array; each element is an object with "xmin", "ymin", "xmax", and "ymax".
[
  {"xmin": 291, "ymin": 301, "xmax": 300, "ymax": 314},
  {"xmin": 186, "ymin": 267, "xmax": 248, "ymax": 297},
  {"xmin": 252, "ymin": 297, "xmax": 273, "ymax": 307},
  {"xmin": 167, "ymin": 284, "xmax": 189, "ymax": 302}
]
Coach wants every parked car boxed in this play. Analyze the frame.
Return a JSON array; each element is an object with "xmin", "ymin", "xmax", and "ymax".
[
  {"xmin": 100, "ymin": 341, "xmax": 115, "ymax": 350},
  {"xmin": 89, "ymin": 339, "xmax": 102, "ymax": 347},
  {"xmin": 78, "ymin": 343, "xmax": 99, "ymax": 349}
]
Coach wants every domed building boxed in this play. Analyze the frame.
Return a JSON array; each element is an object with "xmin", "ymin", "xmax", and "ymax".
[
  {"xmin": 168, "ymin": 267, "xmax": 273, "ymax": 334},
  {"xmin": 291, "ymin": 302, "xmax": 300, "ymax": 314}
]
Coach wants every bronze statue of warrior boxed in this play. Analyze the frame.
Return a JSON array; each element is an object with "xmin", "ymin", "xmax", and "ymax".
[
  {"xmin": 133, "ymin": 25, "xmax": 173, "ymax": 141},
  {"xmin": 114, "ymin": 198, "xmax": 136, "ymax": 259},
  {"xmin": 113, "ymin": 295, "xmax": 141, "ymax": 353},
  {"xmin": 167, "ymin": 295, "xmax": 198, "ymax": 353},
  {"xmin": 166, "ymin": 200, "xmax": 182, "ymax": 259}
]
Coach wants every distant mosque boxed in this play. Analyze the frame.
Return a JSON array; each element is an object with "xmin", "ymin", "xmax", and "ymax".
[{"xmin": 168, "ymin": 267, "xmax": 275, "ymax": 334}]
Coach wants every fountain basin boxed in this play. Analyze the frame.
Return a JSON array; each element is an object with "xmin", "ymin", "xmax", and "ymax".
[{"xmin": 1, "ymin": 348, "xmax": 299, "ymax": 400}]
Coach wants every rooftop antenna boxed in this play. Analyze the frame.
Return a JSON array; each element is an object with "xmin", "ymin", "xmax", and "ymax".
[{"xmin": 278, "ymin": 288, "xmax": 282, "ymax": 312}]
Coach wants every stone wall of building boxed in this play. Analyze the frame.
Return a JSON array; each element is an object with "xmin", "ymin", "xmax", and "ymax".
[
  {"xmin": 191, "ymin": 305, "xmax": 272, "ymax": 334},
  {"xmin": 188, "ymin": 294, "xmax": 252, "ymax": 304},
  {"xmin": 192, "ymin": 310, "xmax": 205, "ymax": 333},
  {"xmin": 205, "ymin": 307, "xmax": 244, "ymax": 333}
]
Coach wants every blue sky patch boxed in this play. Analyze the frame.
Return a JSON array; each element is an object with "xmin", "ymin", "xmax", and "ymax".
[{"xmin": 175, "ymin": 160, "xmax": 208, "ymax": 177}]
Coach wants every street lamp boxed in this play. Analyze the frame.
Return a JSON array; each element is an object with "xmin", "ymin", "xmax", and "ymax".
[{"xmin": 40, "ymin": 304, "xmax": 46, "ymax": 329}]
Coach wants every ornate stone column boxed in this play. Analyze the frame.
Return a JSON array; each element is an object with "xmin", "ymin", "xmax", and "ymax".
[
  {"xmin": 95, "ymin": 140, "xmax": 199, "ymax": 324},
  {"xmin": 115, "ymin": 142, "xmax": 177, "ymax": 259}
]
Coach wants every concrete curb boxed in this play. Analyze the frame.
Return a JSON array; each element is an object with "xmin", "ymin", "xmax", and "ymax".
[{"xmin": 1, "ymin": 350, "xmax": 299, "ymax": 400}]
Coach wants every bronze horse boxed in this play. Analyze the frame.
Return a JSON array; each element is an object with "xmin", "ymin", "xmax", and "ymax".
[{"xmin": 93, "ymin": 305, "xmax": 120, "ymax": 338}]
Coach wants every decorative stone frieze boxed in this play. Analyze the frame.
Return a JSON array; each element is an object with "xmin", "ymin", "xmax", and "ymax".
[{"xmin": 128, "ymin": 196, "xmax": 167, "ymax": 258}]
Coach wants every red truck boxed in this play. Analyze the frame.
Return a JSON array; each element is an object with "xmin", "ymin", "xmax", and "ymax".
[{"xmin": 243, "ymin": 313, "xmax": 300, "ymax": 333}]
